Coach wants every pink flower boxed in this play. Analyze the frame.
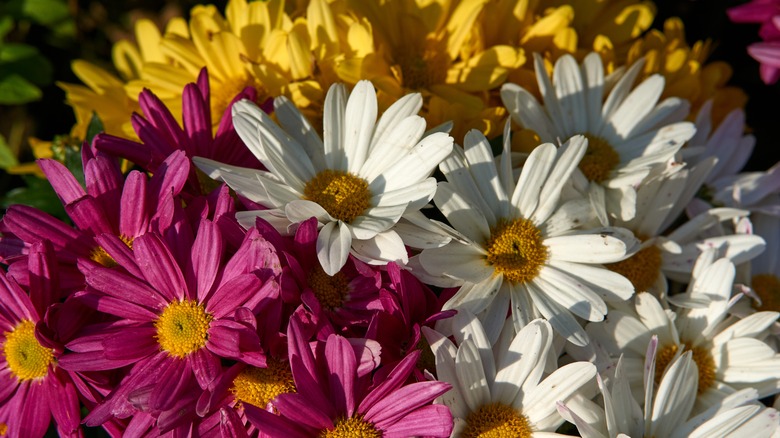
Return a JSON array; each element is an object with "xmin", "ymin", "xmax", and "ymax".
[
  {"xmin": 728, "ymin": 0, "xmax": 780, "ymax": 83},
  {"xmin": 0, "ymin": 241, "xmax": 89, "ymax": 437},
  {"xmin": 94, "ymin": 68, "xmax": 264, "ymax": 196},
  {"xmin": 244, "ymin": 310, "xmax": 453, "ymax": 437},
  {"xmin": 58, "ymin": 221, "xmax": 280, "ymax": 427}
]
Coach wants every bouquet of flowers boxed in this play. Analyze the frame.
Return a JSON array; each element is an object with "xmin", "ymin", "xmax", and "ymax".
[{"xmin": 2, "ymin": 0, "xmax": 780, "ymax": 436}]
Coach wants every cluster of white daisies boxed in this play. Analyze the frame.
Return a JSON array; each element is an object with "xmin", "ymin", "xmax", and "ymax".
[{"xmin": 197, "ymin": 51, "xmax": 780, "ymax": 436}]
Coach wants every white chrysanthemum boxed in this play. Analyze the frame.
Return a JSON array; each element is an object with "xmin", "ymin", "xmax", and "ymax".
[
  {"xmin": 195, "ymin": 80, "xmax": 453, "ymax": 275},
  {"xmin": 418, "ymin": 129, "xmax": 637, "ymax": 345},
  {"xmin": 589, "ymin": 251, "xmax": 780, "ymax": 410},
  {"xmin": 602, "ymin": 160, "xmax": 765, "ymax": 295},
  {"xmin": 501, "ymin": 52, "xmax": 696, "ymax": 222},
  {"xmin": 424, "ymin": 310, "xmax": 597, "ymax": 437},
  {"xmin": 560, "ymin": 337, "xmax": 780, "ymax": 438}
]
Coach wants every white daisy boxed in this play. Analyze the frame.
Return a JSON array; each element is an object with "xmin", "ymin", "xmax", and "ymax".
[
  {"xmin": 588, "ymin": 251, "xmax": 780, "ymax": 410},
  {"xmin": 424, "ymin": 310, "xmax": 597, "ymax": 437},
  {"xmin": 501, "ymin": 52, "xmax": 696, "ymax": 222},
  {"xmin": 560, "ymin": 337, "xmax": 780, "ymax": 438},
  {"xmin": 418, "ymin": 129, "xmax": 637, "ymax": 345},
  {"xmin": 194, "ymin": 80, "xmax": 453, "ymax": 275},
  {"xmin": 601, "ymin": 159, "xmax": 766, "ymax": 296}
]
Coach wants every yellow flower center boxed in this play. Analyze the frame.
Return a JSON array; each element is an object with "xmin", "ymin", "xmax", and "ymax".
[
  {"xmin": 303, "ymin": 169, "xmax": 372, "ymax": 223},
  {"xmin": 655, "ymin": 343, "xmax": 716, "ymax": 395},
  {"xmin": 0, "ymin": 422, "xmax": 6, "ymax": 436},
  {"xmin": 231, "ymin": 358, "xmax": 296, "ymax": 408},
  {"xmin": 606, "ymin": 244, "xmax": 662, "ymax": 293},
  {"xmin": 395, "ymin": 43, "xmax": 449, "ymax": 91},
  {"xmin": 3, "ymin": 320, "xmax": 54, "ymax": 381},
  {"xmin": 307, "ymin": 265, "xmax": 349, "ymax": 310},
  {"xmin": 321, "ymin": 415, "xmax": 381, "ymax": 438},
  {"xmin": 751, "ymin": 274, "xmax": 780, "ymax": 312},
  {"xmin": 462, "ymin": 402, "xmax": 533, "ymax": 438},
  {"xmin": 485, "ymin": 218, "xmax": 548, "ymax": 284},
  {"xmin": 89, "ymin": 235, "xmax": 134, "ymax": 268},
  {"xmin": 579, "ymin": 134, "xmax": 620, "ymax": 183},
  {"xmin": 155, "ymin": 300, "xmax": 213, "ymax": 358}
]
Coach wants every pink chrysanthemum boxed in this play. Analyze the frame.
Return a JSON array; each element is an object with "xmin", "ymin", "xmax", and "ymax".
[
  {"xmin": 243, "ymin": 310, "xmax": 454, "ymax": 437},
  {"xmin": 728, "ymin": 0, "xmax": 780, "ymax": 83},
  {"xmin": 0, "ymin": 149, "xmax": 190, "ymax": 291},
  {"xmin": 94, "ymin": 68, "xmax": 264, "ymax": 195},
  {"xmin": 58, "ymin": 221, "xmax": 280, "ymax": 427},
  {"xmin": 0, "ymin": 241, "xmax": 89, "ymax": 437}
]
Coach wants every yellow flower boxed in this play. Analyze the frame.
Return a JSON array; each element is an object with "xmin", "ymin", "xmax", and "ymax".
[
  {"xmin": 336, "ymin": 0, "xmax": 524, "ymax": 140},
  {"xmin": 625, "ymin": 18, "xmax": 747, "ymax": 126}
]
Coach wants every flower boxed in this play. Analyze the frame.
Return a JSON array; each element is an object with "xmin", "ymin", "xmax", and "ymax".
[
  {"xmin": 58, "ymin": 222, "xmax": 280, "ymax": 425},
  {"xmin": 0, "ymin": 241, "xmax": 84, "ymax": 437},
  {"xmin": 195, "ymin": 80, "xmax": 454, "ymax": 275},
  {"xmin": 501, "ymin": 52, "xmax": 696, "ymax": 222},
  {"xmin": 244, "ymin": 310, "xmax": 453, "ymax": 437},
  {"xmin": 94, "ymin": 68, "xmax": 261, "ymax": 196},
  {"xmin": 419, "ymin": 131, "xmax": 636, "ymax": 345},
  {"xmin": 560, "ymin": 337, "xmax": 780, "ymax": 438},
  {"xmin": 425, "ymin": 310, "xmax": 597, "ymax": 436},
  {"xmin": 589, "ymin": 252, "xmax": 780, "ymax": 410},
  {"xmin": 728, "ymin": 0, "xmax": 780, "ymax": 84}
]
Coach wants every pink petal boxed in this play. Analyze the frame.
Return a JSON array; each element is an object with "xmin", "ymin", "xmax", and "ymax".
[
  {"xmin": 65, "ymin": 195, "xmax": 115, "ymax": 236},
  {"xmin": 48, "ymin": 371, "xmax": 81, "ymax": 436},
  {"xmin": 190, "ymin": 348, "xmax": 221, "ymax": 389},
  {"xmin": 749, "ymin": 41, "xmax": 780, "ymax": 68},
  {"xmin": 79, "ymin": 259, "xmax": 167, "ymax": 310},
  {"xmin": 274, "ymin": 393, "xmax": 335, "ymax": 429},
  {"xmin": 94, "ymin": 233, "xmax": 141, "ymax": 277},
  {"xmin": 206, "ymin": 273, "xmax": 265, "ymax": 318},
  {"xmin": 118, "ymin": 171, "xmax": 149, "ymax": 238},
  {"xmin": 93, "ymin": 133, "xmax": 155, "ymax": 169},
  {"xmin": 79, "ymin": 293, "xmax": 157, "ymax": 321},
  {"xmin": 357, "ymin": 351, "xmax": 419, "ymax": 414},
  {"xmin": 381, "ymin": 404, "xmax": 454, "ymax": 438},
  {"xmin": 18, "ymin": 381, "xmax": 52, "ymax": 438},
  {"xmin": 37, "ymin": 158, "xmax": 86, "ymax": 204},
  {"xmin": 137, "ymin": 89, "xmax": 187, "ymax": 157},
  {"xmin": 325, "ymin": 334, "xmax": 357, "ymax": 417},
  {"xmin": 103, "ymin": 325, "xmax": 158, "ymax": 360},
  {"xmin": 244, "ymin": 403, "xmax": 312, "ymax": 438},
  {"xmin": 134, "ymin": 233, "xmax": 187, "ymax": 301},
  {"xmin": 364, "ymin": 381, "xmax": 451, "ymax": 428},
  {"xmin": 183, "ymin": 81, "xmax": 212, "ymax": 157},
  {"xmin": 149, "ymin": 357, "xmax": 192, "ymax": 411},
  {"xmin": 219, "ymin": 407, "xmax": 249, "ymax": 438},
  {"xmin": 189, "ymin": 220, "xmax": 223, "ymax": 302},
  {"xmin": 2, "ymin": 205, "xmax": 90, "ymax": 254}
]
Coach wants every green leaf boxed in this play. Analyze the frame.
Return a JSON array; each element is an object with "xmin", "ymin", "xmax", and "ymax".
[
  {"xmin": 1, "ymin": 175, "xmax": 68, "ymax": 220},
  {"xmin": 4, "ymin": 0, "xmax": 70, "ymax": 26},
  {"xmin": 0, "ymin": 43, "xmax": 53, "ymax": 86},
  {"xmin": 0, "ymin": 73, "xmax": 41, "ymax": 104},
  {"xmin": 85, "ymin": 112, "xmax": 104, "ymax": 145},
  {"xmin": 0, "ymin": 133, "xmax": 19, "ymax": 169},
  {"xmin": 63, "ymin": 144, "xmax": 85, "ymax": 188},
  {"xmin": 0, "ymin": 16, "xmax": 14, "ymax": 41}
]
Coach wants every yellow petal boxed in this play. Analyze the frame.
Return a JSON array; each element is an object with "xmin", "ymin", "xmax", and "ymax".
[
  {"xmin": 307, "ymin": 0, "xmax": 338, "ymax": 60},
  {"xmin": 112, "ymin": 41, "xmax": 143, "ymax": 81},
  {"xmin": 134, "ymin": 19, "xmax": 166, "ymax": 63},
  {"xmin": 446, "ymin": 0, "xmax": 489, "ymax": 60}
]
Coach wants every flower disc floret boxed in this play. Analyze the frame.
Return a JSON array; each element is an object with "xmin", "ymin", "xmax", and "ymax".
[
  {"xmin": 462, "ymin": 402, "xmax": 533, "ymax": 438},
  {"xmin": 485, "ymin": 218, "xmax": 548, "ymax": 284},
  {"xmin": 606, "ymin": 245, "xmax": 662, "ymax": 292},
  {"xmin": 655, "ymin": 343, "xmax": 716, "ymax": 395},
  {"xmin": 580, "ymin": 134, "xmax": 620, "ymax": 183},
  {"xmin": 3, "ymin": 320, "xmax": 54, "ymax": 381},
  {"xmin": 307, "ymin": 266, "xmax": 349, "ymax": 310},
  {"xmin": 322, "ymin": 415, "xmax": 381, "ymax": 438},
  {"xmin": 751, "ymin": 274, "xmax": 780, "ymax": 312},
  {"xmin": 231, "ymin": 358, "xmax": 296, "ymax": 408},
  {"xmin": 303, "ymin": 169, "xmax": 372, "ymax": 223},
  {"xmin": 155, "ymin": 300, "xmax": 213, "ymax": 358}
]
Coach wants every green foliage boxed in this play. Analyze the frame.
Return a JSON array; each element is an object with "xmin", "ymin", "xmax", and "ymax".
[
  {"xmin": 1, "ymin": 174, "xmax": 67, "ymax": 220},
  {"xmin": 0, "ymin": 134, "xmax": 19, "ymax": 169}
]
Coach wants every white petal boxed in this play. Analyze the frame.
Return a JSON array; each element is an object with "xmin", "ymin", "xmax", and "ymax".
[
  {"xmin": 432, "ymin": 182, "xmax": 490, "ymax": 243},
  {"xmin": 349, "ymin": 204, "xmax": 406, "ymax": 240},
  {"xmin": 284, "ymin": 199, "xmax": 335, "ymax": 224},
  {"xmin": 441, "ymin": 276, "xmax": 503, "ymax": 316},
  {"xmin": 349, "ymin": 230, "xmax": 408, "ymax": 266},
  {"xmin": 493, "ymin": 319, "xmax": 551, "ymax": 405},
  {"xmin": 535, "ymin": 266, "xmax": 608, "ymax": 321},
  {"xmin": 236, "ymin": 209, "xmax": 292, "ymax": 233},
  {"xmin": 369, "ymin": 92, "xmax": 423, "ymax": 153},
  {"xmin": 274, "ymin": 94, "xmax": 326, "ymax": 169},
  {"xmin": 452, "ymin": 309, "xmax": 496, "ymax": 388},
  {"xmin": 545, "ymin": 231, "xmax": 629, "ymax": 263},
  {"xmin": 511, "ymin": 142, "xmax": 557, "ymax": 219},
  {"xmin": 553, "ymin": 54, "xmax": 587, "ymax": 135},
  {"xmin": 582, "ymin": 52, "xmax": 605, "ymax": 131},
  {"xmin": 232, "ymin": 100, "xmax": 268, "ymax": 162},
  {"xmin": 317, "ymin": 220, "xmax": 351, "ymax": 275},
  {"xmin": 359, "ymin": 115, "xmax": 426, "ymax": 182},
  {"xmin": 531, "ymin": 135, "xmax": 588, "ymax": 225},
  {"xmin": 523, "ymin": 362, "xmax": 597, "ymax": 428},
  {"xmin": 374, "ymin": 132, "xmax": 453, "ymax": 192},
  {"xmin": 343, "ymin": 80, "xmax": 377, "ymax": 172},
  {"xmin": 455, "ymin": 338, "xmax": 492, "ymax": 411},
  {"xmin": 500, "ymin": 82, "xmax": 557, "ymax": 142},
  {"xmin": 423, "ymin": 327, "xmax": 469, "ymax": 419},
  {"xmin": 548, "ymin": 260, "xmax": 634, "ymax": 302},
  {"xmin": 526, "ymin": 281, "xmax": 589, "ymax": 346},
  {"xmin": 323, "ymin": 83, "xmax": 348, "ymax": 170},
  {"xmin": 372, "ymin": 178, "xmax": 437, "ymax": 211},
  {"xmin": 650, "ymin": 352, "xmax": 698, "ymax": 438},
  {"xmin": 419, "ymin": 242, "xmax": 492, "ymax": 283},
  {"xmin": 463, "ymin": 130, "xmax": 510, "ymax": 217}
]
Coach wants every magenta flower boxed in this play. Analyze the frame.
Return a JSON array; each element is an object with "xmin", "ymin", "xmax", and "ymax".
[
  {"xmin": 94, "ymin": 67, "xmax": 263, "ymax": 195},
  {"xmin": 58, "ymin": 221, "xmax": 281, "ymax": 426},
  {"xmin": 0, "ymin": 241, "xmax": 86, "ymax": 437},
  {"xmin": 0, "ymin": 149, "xmax": 189, "ymax": 291},
  {"xmin": 244, "ymin": 310, "xmax": 453, "ymax": 437},
  {"xmin": 728, "ymin": 0, "xmax": 780, "ymax": 83},
  {"xmin": 254, "ymin": 217, "xmax": 394, "ymax": 332}
]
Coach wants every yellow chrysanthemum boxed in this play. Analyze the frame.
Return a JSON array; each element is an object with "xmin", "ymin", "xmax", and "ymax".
[
  {"xmin": 625, "ymin": 17, "xmax": 747, "ymax": 126},
  {"xmin": 336, "ymin": 0, "xmax": 524, "ymax": 140}
]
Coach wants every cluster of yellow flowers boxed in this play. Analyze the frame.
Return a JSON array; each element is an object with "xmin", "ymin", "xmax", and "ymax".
[{"xmin": 22, "ymin": 0, "xmax": 746, "ymax": 173}]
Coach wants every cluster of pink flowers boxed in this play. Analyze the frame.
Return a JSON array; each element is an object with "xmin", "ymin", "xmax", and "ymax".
[
  {"xmin": 0, "ymin": 69, "xmax": 455, "ymax": 437},
  {"xmin": 729, "ymin": 0, "xmax": 780, "ymax": 83}
]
